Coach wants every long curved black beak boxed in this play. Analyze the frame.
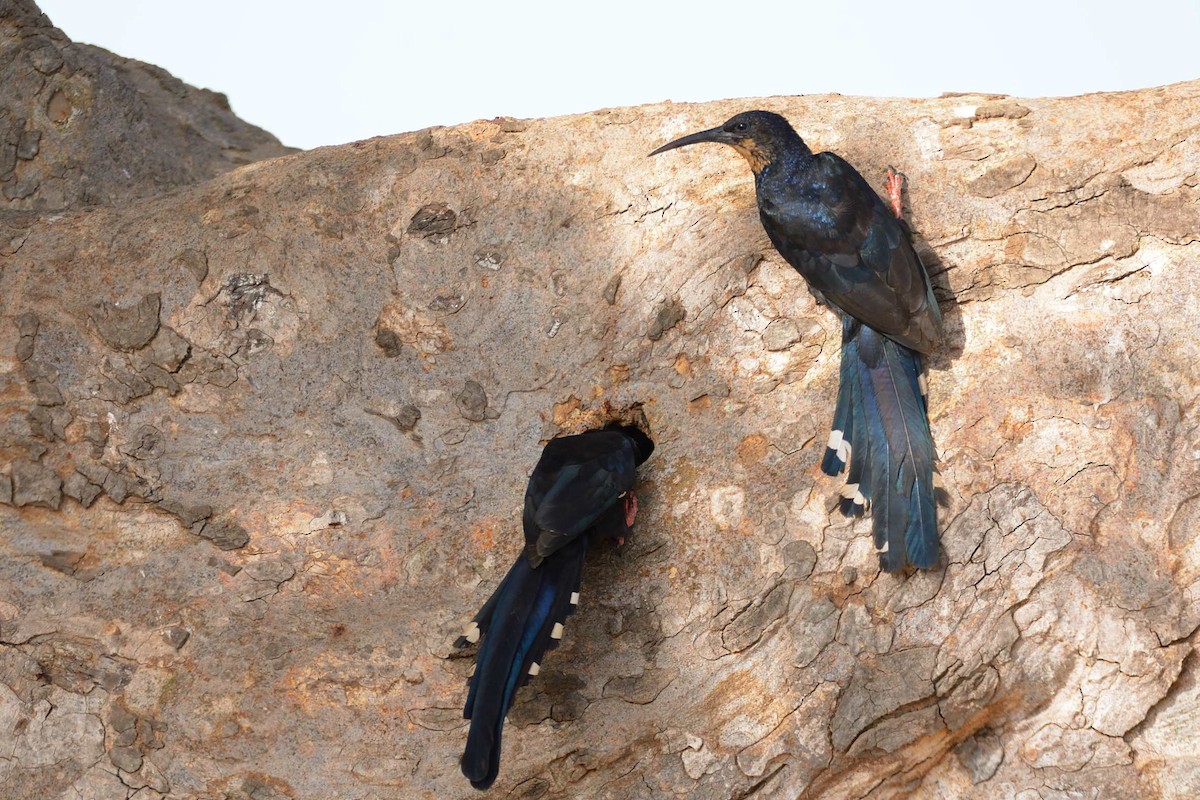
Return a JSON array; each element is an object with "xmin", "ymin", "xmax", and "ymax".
[{"xmin": 649, "ymin": 125, "xmax": 732, "ymax": 157}]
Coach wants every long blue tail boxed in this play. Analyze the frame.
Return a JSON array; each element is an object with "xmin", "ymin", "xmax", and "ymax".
[
  {"xmin": 821, "ymin": 316, "xmax": 938, "ymax": 571},
  {"xmin": 456, "ymin": 537, "xmax": 588, "ymax": 790}
]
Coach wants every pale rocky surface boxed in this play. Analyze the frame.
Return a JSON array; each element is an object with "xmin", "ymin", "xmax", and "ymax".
[
  {"xmin": 0, "ymin": 0, "xmax": 295, "ymax": 211},
  {"xmin": 2, "ymin": 7, "xmax": 1200, "ymax": 798}
]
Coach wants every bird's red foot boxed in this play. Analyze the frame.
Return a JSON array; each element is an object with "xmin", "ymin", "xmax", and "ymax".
[
  {"xmin": 614, "ymin": 492, "xmax": 638, "ymax": 546},
  {"xmin": 885, "ymin": 167, "xmax": 906, "ymax": 220}
]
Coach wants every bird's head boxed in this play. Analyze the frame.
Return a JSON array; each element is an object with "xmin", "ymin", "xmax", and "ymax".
[
  {"xmin": 649, "ymin": 110, "xmax": 804, "ymax": 173},
  {"xmin": 604, "ymin": 422, "xmax": 655, "ymax": 466}
]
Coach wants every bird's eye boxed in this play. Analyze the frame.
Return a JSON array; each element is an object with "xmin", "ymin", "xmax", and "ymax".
[{"xmin": 733, "ymin": 121, "xmax": 749, "ymax": 132}]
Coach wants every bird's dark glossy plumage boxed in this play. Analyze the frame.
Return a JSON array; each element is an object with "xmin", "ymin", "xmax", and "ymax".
[
  {"xmin": 456, "ymin": 424, "xmax": 654, "ymax": 790},
  {"xmin": 653, "ymin": 110, "xmax": 942, "ymax": 571}
]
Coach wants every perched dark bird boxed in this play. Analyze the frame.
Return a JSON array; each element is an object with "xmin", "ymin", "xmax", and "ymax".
[
  {"xmin": 651, "ymin": 110, "xmax": 942, "ymax": 571},
  {"xmin": 455, "ymin": 423, "xmax": 654, "ymax": 790}
]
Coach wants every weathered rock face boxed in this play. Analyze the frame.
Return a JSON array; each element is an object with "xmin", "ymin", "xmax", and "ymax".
[
  {"xmin": 2, "ymin": 13, "xmax": 1200, "ymax": 799},
  {"xmin": 0, "ymin": 0, "xmax": 294, "ymax": 211}
]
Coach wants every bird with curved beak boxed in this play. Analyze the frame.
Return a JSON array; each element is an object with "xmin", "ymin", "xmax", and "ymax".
[
  {"xmin": 454, "ymin": 422, "xmax": 655, "ymax": 790},
  {"xmin": 649, "ymin": 112, "xmax": 799, "ymax": 176},
  {"xmin": 651, "ymin": 110, "xmax": 944, "ymax": 572}
]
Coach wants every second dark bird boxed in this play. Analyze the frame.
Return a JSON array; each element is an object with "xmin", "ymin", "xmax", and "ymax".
[
  {"xmin": 651, "ymin": 111, "xmax": 943, "ymax": 572},
  {"xmin": 455, "ymin": 422, "xmax": 654, "ymax": 790}
]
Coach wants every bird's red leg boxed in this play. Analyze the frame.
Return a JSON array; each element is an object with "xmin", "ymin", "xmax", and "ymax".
[
  {"xmin": 617, "ymin": 492, "xmax": 638, "ymax": 546},
  {"xmin": 885, "ymin": 167, "xmax": 906, "ymax": 220}
]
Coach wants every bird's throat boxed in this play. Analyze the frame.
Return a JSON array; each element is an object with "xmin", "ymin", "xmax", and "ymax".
[{"xmin": 731, "ymin": 138, "xmax": 771, "ymax": 173}]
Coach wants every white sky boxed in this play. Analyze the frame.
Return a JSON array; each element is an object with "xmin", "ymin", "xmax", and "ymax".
[{"xmin": 39, "ymin": 0, "xmax": 1200, "ymax": 150}]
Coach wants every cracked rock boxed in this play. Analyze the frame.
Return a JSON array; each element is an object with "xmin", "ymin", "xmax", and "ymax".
[
  {"xmin": 830, "ymin": 646, "xmax": 938, "ymax": 751},
  {"xmin": 762, "ymin": 318, "xmax": 802, "ymax": 351},
  {"xmin": 367, "ymin": 402, "xmax": 421, "ymax": 433},
  {"xmin": 474, "ymin": 246, "xmax": 505, "ymax": 270},
  {"xmin": 121, "ymin": 425, "xmax": 166, "ymax": 460},
  {"xmin": 976, "ymin": 100, "xmax": 1032, "ymax": 119},
  {"xmin": 110, "ymin": 744, "xmax": 143, "ymax": 772},
  {"xmin": 969, "ymin": 153, "xmax": 1037, "ymax": 197},
  {"xmin": 722, "ymin": 580, "xmax": 794, "ymax": 653},
  {"xmin": 103, "ymin": 471, "xmax": 131, "ymax": 503},
  {"xmin": 24, "ymin": 359, "xmax": 64, "ymax": 405},
  {"xmin": 648, "ymin": 297, "xmax": 686, "ymax": 341},
  {"xmin": 602, "ymin": 272, "xmax": 622, "ymax": 304},
  {"xmin": 602, "ymin": 668, "xmax": 677, "ymax": 705},
  {"xmin": 89, "ymin": 293, "xmax": 162, "ymax": 351},
  {"xmin": 309, "ymin": 508, "xmax": 349, "ymax": 530},
  {"xmin": 161, "ymin": 625, "xmax": 190, "ymax": 650},
  {"xmin": 244, "ymin": 559, "xmax": 296, "ymax": 584},
  {"xmin": 144, "ymin": 325, "xmax": 191, "ymax": 371},
  {"xmin": 199, "ymin": 520, "xmax": 250, "ymax": 550},
  {"xmin": 956, "ymin": 728, "xmax": 1005, "ymax": 784},
  {"xmin": 11, "ymin": 458, "xmax": 62, "ymax": 509},
  {"xmin": 28, "ymin": 404, "xmax": 71, "ymax": 440},
  {"xmin": 681, "ymin": 739, "xmax": 719, "ymax": 779},
  {"xmin": 17, "ymin": 127, "xmax": 40, "ymax": 159},
  {"xmin": 138, "ymin": 718, "xmax": 166, "ymax": 750},
  {"xmin": 158, "ymin": 499, "xmax": 213, "ymax": 529},
  {"xmin": 171, "ymin": 248, "xmax": 209, "ymax": 282},
  {"xmin": 15, "ymin": 311, "xmax": 38, "ymax": 360},
  {"xmin": 132, "ymin": 755, "xmax": 170, "ymax": 792},
  {"xmin": 455, "ymin": 380, "xmax": 490, "ymax": 422},
  {"xmin": 407, "ymin": 203, "xmax": 458, "ymax": 237},
  {"xmin": 39, "ymin": 549, "xmax": 86, "ymax": 575},
  {"xmin": 222, "ymin": 273, "xmax": 282, "ymax": 323}
]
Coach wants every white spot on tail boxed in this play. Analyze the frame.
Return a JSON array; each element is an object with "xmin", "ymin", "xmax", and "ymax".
[
  {"xmin": 551, "ymin": 622, "xmax": 564, "ymax": 639},
  {"xmin": 570, "ymin": 592, "xmax": 580, "ymax": 606},
  {"xmin": 878, "ymin": 540, "xmax": 889, "ymax": 554},
  {"xmin": 462, "ymin": 621, "xmax": 480, "ymax": 644},
  {"xmin": 828, "ymin": 429, "xmax": 851, "ymax": 464},
  {"xmin": 854, "ymin": 490, "xmax": 866, "ymax": 506},
  {"xmin": 840, "ymin": 482, "xmax": 860, "ymax": 499},
  {"xmin": 918, "ymin": 372, "xmax": 929, "ymax": 397},
  {"xmin": 528, "ymin": 662, "xmax": 540, "ymax": 676}
]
